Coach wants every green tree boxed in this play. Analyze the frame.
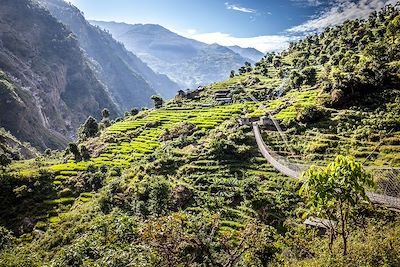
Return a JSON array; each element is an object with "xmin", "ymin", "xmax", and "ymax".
[
  {"xmin": 0, "ymin": 153, "xmax": 12, "ymax": 170},
  {"xmin": 78, "ymin": 116, "xmax": 99, "ymax": 140},
  {"xmin": 68, "ymin": 143, "xmax": 82, "ymax": 162},
  {"xmin": 387, "ymin": 14, "xmax": 400, "ymax": 41},
  {"xmin": 80, "ymin": 145, "xmax": 90, "ymax": 161},
  {"xmin": 101, "ymin": 108, "xmax": 110, "ymax": 119},
  {"xmin": 130, "ymin": 108, "xmax": 139, "ymax": 116},
  {"xmin": 151, "ymin": 95, "xmax": 164, "ymax": 109},
  {"xmin": 300, "ymin": 156, "xmax": 374, "ymax": 256},
  {"xmin": 100, "ymin": 108, "xmax": 111, "ymax": 129}
]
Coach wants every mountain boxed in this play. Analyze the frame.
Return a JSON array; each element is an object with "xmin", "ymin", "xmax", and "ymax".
[
  {"xmin": 90, "ymin": 21, "xmax": 256, "ymax": 88},
  {"xmin": 37, "ymin": 0, "xmax": 180, "ymax": 107},
  {"xmin": 0, "ymin": 0, "xmax": 120, "ymax": 150},
  {"xmin": 227, "ymin": 45, "xmax": 264, "ymax": 62},
  {"xmin": 0, "ymin": 2, "xmax": 399, "ymax": 267}
]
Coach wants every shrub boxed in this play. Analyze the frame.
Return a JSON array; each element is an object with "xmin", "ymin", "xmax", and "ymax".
[
  {"xmin": 297, "ymin": 106, "xmax": 326, "ymax": 124},
  {"xmin": 0, "ymin": 226, "xmax": 14, "ymax": 250},
  {"xmin": 0, "ymin": 153, "xmax": 12, "ymax": 169},
  {"xmin": 13, "ymin": 185, "xmax": 30, "ymax": 198}
]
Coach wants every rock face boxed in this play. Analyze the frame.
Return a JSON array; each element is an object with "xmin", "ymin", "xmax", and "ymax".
[
  {"xmin": 0, "ymin": 0, "xmax": 119, "ymax": 150},
  {"xmin": 90, "ymin": 21, "xmax": 256, "ymax": 89},
  {"xmin": 38, "ymin": 0, "xmax": 180, "ymax": 105}
]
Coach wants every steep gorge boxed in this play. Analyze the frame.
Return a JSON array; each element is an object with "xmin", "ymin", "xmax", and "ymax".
[{"xmin": 0, "ymin": 0, "xmax": 119, "ymax": 149}]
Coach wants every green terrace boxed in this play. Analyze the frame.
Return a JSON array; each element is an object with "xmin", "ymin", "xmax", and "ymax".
[
  {"xmin": 50, "ymin": 104, "xmax": 245, "ymax": 173},
  {"xmin": 245, "ymin": 88, "xmax": 322, "ymax": 123},
  {"xmin": 31, "ymin": 104, "xmax": 247, "ymax": 215}
]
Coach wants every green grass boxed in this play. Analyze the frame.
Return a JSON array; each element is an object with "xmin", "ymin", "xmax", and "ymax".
[{"xmin": 44, "ymin": 198, "xmax": 75, "ymax": 205}]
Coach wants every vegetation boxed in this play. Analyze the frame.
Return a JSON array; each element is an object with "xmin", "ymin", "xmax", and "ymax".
[
  {"xmin": 300, "ymin": 156, "xmax": 374, "ymax": 255},
  {"xmin": 0, "ymin": 3, "xmax": 399, "ymax": 266}
]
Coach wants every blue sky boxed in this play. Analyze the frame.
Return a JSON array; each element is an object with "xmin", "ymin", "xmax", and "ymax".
[{"xmin": 68, "ymin": 0, "xmax": 397, "ymax": 52}]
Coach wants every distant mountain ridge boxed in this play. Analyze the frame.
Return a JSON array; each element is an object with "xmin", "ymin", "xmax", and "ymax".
[
  {"xmin": 90, "ymin": 21, "xmax": 260, "ymax": 89},
  {"xmin": 227, "ymin": 45, "xmax": 264, "ymax": 62},
  {"xmin": 38, "ymin": 0, "xmax": 180, "ymax": 108}
]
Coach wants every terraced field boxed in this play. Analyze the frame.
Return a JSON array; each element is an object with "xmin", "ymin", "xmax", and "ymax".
[
  {"xmin": 31, "ymin": 105, "xmax": 246, "ymax": 220},
  {"xmin": 245, "ymin": 88, "xmax": 323, "ymax": 122}
]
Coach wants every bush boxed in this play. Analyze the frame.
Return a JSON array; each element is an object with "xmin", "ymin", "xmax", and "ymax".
[
  {"xmin": 297, "ymin": 106, "xmax": 326, "ymax": 124},
  {"xmin": 0, "ymin": 153, "xmax": 12, "ymax": 169},
  {"xmin": 0, "ymin": 226, "xmax": 14, "ymax": 250}
]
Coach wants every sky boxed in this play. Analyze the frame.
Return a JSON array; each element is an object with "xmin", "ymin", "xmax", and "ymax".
[{"xmin": 67, "ymin": 0, "xmax": 398, "ymax": 52}]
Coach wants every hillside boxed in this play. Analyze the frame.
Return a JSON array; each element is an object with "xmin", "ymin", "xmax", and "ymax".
[
  {"xmin": 228, "ymin": 45, "xmax": 264, "ymax": 62},
  {"xmin": 0, "ymin": 0, "xmax": 119, "ymax": 150},
  {"xmin": 90, "ymin": 20, "xmax": 256, "ymax": 88},
  {"xmin": 0, "ymin": 3, "xmax": 399, "ymax": 267},
  {"xmin": 38, "ymin": 0, "xmax": 180, "ymax": 107},
  {"xmin": 0, "ymin": 128, "xmax": 39, "ymax": 161}
]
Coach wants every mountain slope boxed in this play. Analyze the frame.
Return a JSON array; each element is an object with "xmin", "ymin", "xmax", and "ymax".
[
  {"xmin": 0, "ymin": 0, "xmax": 119, "ymax": 150},
  {"xmin": 0, "ymin": 128, "xmax": 39, "ymax": 160},
  {"xmin": 90, "ymin": 21, "xmax": 255, "ymax": 88},
  {"xmin": 38, "ymin": 0, "xmax": 180, "ymax": 107},
  {"xmin": 227, "ymin": 45, "xmax": 264, "ymax": 62}
]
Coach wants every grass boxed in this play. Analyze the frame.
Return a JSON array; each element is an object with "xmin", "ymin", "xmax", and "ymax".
[{"xmin": 44, "ymin": 198, "xmax": 75, "ymax": 205}]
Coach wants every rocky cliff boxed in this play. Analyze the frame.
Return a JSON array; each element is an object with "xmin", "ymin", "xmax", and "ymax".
[
  {"xmin": 0, "ymin": 0, "xmax": 119, "ymax": 150},
  {"xmin": 38, "ymin": 0, "xmax": 180, "ymax": 104}
]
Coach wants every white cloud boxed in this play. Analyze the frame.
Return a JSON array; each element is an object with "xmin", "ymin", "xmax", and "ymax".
[
  {"xmin": 186, "ymin": 29, "xmax": 197, "ymax": 35},
  {"xmin": 186, "ymin": 32, "xmax": 294, "ymax": 53},
  {"xmin": 291, "ymin": 0, "xmax": 324, "ymax": 7},
  {"xmin": 288, "ymin": 0, "xmax": 398, "ymax": 33},
  {"xmin": 225, "ymin": 2, "xmax": 256, "ymax": 13}
]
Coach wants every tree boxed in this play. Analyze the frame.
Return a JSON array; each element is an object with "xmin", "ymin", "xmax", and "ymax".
[
  {"xmin": 289, "ymin": 70, "xmax": 305, "ymax": 89},
  {"xmin": 80, "ymin": 145, "xmax": 90, "ymax": 161},
  {"xmin": 230, "ymin": 70, "xmax": 235, "ymax": 78},
  {"xmin": 78, "ymin": 116, "xmax": 99, "ymax": 140},
  {"xmin": 387, "ymin": 14, "xmax": 400, "ymax": 41},
  {"xmin": 68, "ymin": 143, "xmax": 82, "ymax": 162},
  {"xmin": 238, "ymin": 66, "xmax": 247, "ymax": 75},
  {"xmin": 300, "ymin": 156, "xmax": 374, "ymax": 256},
  {"xmin": 101, "ymin": 108, "xmax": 110, "ymax": 119},
  {"xmin": 0, "ymin": 153, "xmax": 12, "ymax": 171},
  {"xmin": 130, "ymin": 108, "xmax": 139, "ymax": 116},
  {"xmin": 100, "ymin": 108, "xmax": 111, "ymax": 129},
  {"xmin": 151, "ymin": 95, "xmax": 164, "ymax": 109}
]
